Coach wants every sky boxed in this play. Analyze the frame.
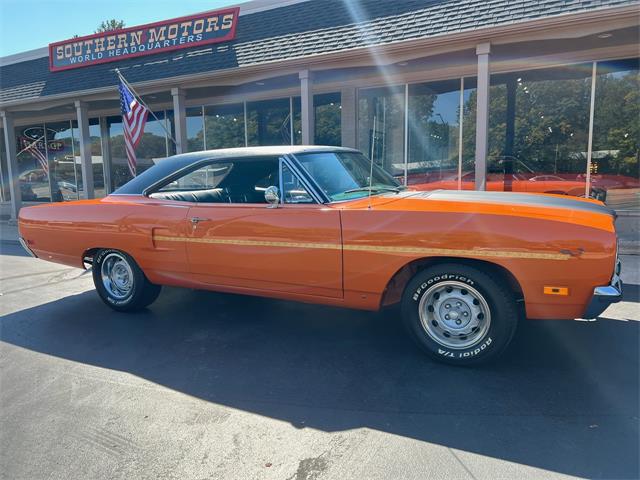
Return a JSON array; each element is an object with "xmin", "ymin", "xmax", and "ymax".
[{"xmin": 0, "ymin": 0, "xmax": 250, "ymax": 57}]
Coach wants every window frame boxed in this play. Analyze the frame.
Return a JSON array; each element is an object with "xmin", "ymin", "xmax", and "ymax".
[{"xmin": 279, "ymin": 158, "xmax": 315, "ymax": 205}]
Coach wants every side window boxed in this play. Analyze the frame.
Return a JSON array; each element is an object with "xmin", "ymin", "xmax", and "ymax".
[
  {"xmin": 158, "ymin": 163, "xmax": 232, "ymax": 192},
  {"xmin": 282, "ymin": 163, "xmax": 314, "ymax": 204},
  {"xmin": 150, "ymin": 162, "xmax": 233, "ymax": 203},
  {"xmin": 218, "ymin": 158, "xmax": 279, "ymax": 203}
]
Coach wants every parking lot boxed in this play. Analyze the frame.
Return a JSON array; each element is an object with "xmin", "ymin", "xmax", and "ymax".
[{"xmin": 0, "ymin": 242, "xmax": 638, "ymax": 480}]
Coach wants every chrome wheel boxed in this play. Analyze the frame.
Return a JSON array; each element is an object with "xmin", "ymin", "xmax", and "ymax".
[
  {"xmin": 418, "ymin": 281, "xmax": 491, "ymax": 349},
  {"xmin": 100, "ymin": 252, "xmax": 134, "ymax": 300}
]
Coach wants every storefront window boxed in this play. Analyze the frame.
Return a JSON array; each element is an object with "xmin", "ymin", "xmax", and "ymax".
[
  {"xmin": 185, "ymin": 107, "xmax": 205, "ymax": 152},
  {"xmin": 71, "ymin": 118, "xmax": 106, "ymax": 198},
  {"xmin": 15, "ymin": 124, "xmax": 52, "ymax": 202},
  {"xmin": 408, "ymin": 79, "xmax": 463, "ymax": 189},
  {"xmin": 291, "ymin": 93, "xmax": 341, "ymax": 146},
  {"xmin": 460, "ymin": 79, "xmax": 478, "ymax": 189},
  {"xmin": 107, "ymin": 116, "xmax": 128, "ymax": 190},
  {"xmin": 108, "ymin": 111, "xmax": 171, "ymax": 190},
  {"xmin": 292, "ymin": 97, "xmax": 301, "ymax": 145},
  {"xmin": 0, "ymin": 129, "xmax": 10, "ymax": 203},
  {"xmin": 487, "ymin": 64, "xmax": 592, "ymax": 197},
  {"xmin": 246, "ymin": 98, "xmax": 292, "ymax": 146},
  {"xmin": 204, "ymin": 103, "xmax": 245, "ymax": 149},
  {"xmin": 138, "ymin": 111, "xmax": 171, "ymax": 171},
  {"xmin": 314, "ymin": 92, "xmax": 341, "ymax": 146},
  {"xmin": 358, "ymin": 86, "xmax": 405, "ymax": 180},
  {"xmin": 46, "ymin": 121, "xmax": 78, "ymax": 201},
  {"xmin": 592, "ymin": 58, "xmax": 639, "ymax": 212},
  {"xmin": 165, "ymin": 110, "xmax": 177, "ymax": 158},
  {"xmin": 89, "ymin": 119, "xmax": 106, "ymax": 198}
]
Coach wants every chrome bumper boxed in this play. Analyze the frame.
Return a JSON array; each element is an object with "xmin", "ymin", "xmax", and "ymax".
[
  {"xmin": 583, "ymin": 258, "xmax": 622, "ymax": 319},
  {"xmin": 18, "ymin": 237, "xmax": 37, "ymax": 258}
]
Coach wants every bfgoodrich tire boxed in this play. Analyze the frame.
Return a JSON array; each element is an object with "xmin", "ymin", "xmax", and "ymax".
[
  {"xmin": 401, "ymin": 263, "xmax": 519, "ymax": 366},
  {"xmin": 92, "ymin": 249, "xmax": 161, "ymax": 312}
]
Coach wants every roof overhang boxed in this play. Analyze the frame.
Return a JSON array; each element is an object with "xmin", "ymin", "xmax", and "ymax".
[{"xmin": 1, "ymin": 3, "xmax": 638, "ymax": 111}]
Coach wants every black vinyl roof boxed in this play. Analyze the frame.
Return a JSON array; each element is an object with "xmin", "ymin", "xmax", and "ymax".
[
  {"xmin": 113, "ymin": 145, "xmax": 357, "ymax": 195},
  {"xmin": 0, "ymin": 0, "xmax": 636, "ymax": 105}
]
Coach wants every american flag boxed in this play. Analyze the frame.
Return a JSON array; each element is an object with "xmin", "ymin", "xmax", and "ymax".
[
  {"xmin": 20, "ymin": 136, "xmax": 48, "ymax": 173},
  {"xmin": 118, "ymin": 77, "xmax": 148, "ymax": 177}
]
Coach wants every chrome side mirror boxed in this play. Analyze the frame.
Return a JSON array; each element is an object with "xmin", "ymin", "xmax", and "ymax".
[{"xmin": 264, "ymin": 186, "xmax": 280, "ymax": 207}]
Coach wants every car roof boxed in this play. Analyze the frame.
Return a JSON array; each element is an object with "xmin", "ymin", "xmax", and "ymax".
[{"xmin": 113, "ymin": 145, "xmax": 359, "ymax": 195}]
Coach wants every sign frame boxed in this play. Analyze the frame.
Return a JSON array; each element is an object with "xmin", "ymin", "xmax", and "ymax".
[{"xmin": 48, "ymin": 7, "xmax": 240, "ymax": 72}]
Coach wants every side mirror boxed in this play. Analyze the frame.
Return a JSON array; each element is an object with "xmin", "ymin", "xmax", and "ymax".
[{"xmin": 264, "ymin": 185, "xmax": 280, "ymax": 207}]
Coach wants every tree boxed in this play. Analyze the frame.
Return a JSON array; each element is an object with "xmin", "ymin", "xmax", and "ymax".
[{"xmin": 95, "ymin": 19, "xmax": 126, "ymax": 33}]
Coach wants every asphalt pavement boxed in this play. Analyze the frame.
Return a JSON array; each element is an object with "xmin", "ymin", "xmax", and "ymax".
[{"xmin": 0, "ymin": 243, "xmax": 638, "ymax": 480}]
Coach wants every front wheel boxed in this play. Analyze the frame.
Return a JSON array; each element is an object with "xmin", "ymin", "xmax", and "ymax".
[
  {"xmin": 401, "ymin": 263, "xmax": 519, "ymax": 366},
  {"xmin": 92, "ymin": 249, "xmax": 161, "ymax": 312}
]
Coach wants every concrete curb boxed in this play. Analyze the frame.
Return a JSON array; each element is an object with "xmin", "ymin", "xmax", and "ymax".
[{"xmin": 619, "ymin": 241, "xmax": 640, "ymax": 256}]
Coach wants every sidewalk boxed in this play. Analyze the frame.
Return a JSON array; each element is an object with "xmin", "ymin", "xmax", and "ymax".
[
  {"xmin": 616, "ymin": 212, "xmax": 640, "ymax": 255},
  {"xmin": 2, "ymin": 214, "xmax": 638, "ymax": 254},
  {"xmin": 0, "ymin": 222, "xmax": 19, "ymax": 245}
]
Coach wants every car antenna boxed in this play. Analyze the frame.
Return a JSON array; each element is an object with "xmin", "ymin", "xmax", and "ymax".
[{"xmin": 368, "ymin": 115, "xmax": 376, "ymax": 210}]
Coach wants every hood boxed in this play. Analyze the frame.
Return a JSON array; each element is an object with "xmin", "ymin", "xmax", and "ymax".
[
  {"xmin": 418, "ymin": 190, "xmax": 615, "ymax": 217},
  {"xmin": 336, "ymin": 189, "xmax": 616, "ymax": 232}
]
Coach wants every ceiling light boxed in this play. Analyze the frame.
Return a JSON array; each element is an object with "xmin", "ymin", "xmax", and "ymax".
[
  {"xmin": 256, "ymin": 81, "xmax": 265, "ymax": 86},
  {"xmin": 398, "ymin": 62, "xmax": 408, "ymax": 66},
  {"xmin": 597, "ymin": 33, "xmax": 613, "ymax": 39}
]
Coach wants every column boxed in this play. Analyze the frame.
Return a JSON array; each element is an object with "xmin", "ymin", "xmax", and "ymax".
[
  {"xmin": 99, "ymin": 117, "xmax": 112, "ymax": 194},
  {"xmin": 74, "ymin": 101, "xmax": 95, "ymax": 199},
  {"xmin": 340, "ymin": 86, "xmax": 357, "ymax": 148},
  {"xmin": 299, "ymin": 70, "xmax": 314, "ymax": 145},
  {"xmin": 171, "ymin": 88, "xmax": 188, "ymax": 154},
  {"xmin": 1, "ymin": 111, "xmax": 22, "ymax": 221},
  {"xmin": 474, "ymin": 42, "xmax": 491, "ymax": 191}
]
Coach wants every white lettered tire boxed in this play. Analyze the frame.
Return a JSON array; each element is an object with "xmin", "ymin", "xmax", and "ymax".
[
  {"xmin": 401, "ymin": 263, "xmax": 519, "ymax": 366},
  {"xmin": 92, "ymin": 249, "xmax": 161, "ymax": 312}
]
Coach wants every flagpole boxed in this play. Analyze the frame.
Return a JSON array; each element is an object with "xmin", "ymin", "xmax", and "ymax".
[{"xmin": 114, "ymin": 68, "xmax": 178, "ymax": 147}]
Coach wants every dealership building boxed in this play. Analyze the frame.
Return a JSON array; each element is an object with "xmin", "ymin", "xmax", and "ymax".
[{"xmin": 0, "ymin": 0, "xmax": 638, "ymax": 220}]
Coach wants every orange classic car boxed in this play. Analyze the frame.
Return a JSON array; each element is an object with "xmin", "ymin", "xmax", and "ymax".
[{"xmin": 18, "ymin": 146, "xmax": 623, "ymax": 365}]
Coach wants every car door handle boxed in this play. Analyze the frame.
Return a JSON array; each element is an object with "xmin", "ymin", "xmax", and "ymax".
[{"xmin": 190, "ymin": 217, "xmax": 210, "ymax": 224}]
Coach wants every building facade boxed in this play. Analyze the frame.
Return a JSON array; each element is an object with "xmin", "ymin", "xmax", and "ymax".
[{"xmin": 0, "ymin": 0, "xmax": 638, "ymax": 220}]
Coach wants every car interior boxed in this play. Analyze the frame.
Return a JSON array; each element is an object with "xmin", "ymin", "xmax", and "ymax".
[{"xmin": 150, "ymin": 158, "xmax": 281, "ymax": 204}]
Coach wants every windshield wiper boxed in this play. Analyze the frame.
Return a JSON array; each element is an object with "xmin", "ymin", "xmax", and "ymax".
[{"xmin": 343, "ymin": 186, "xmax": 403, "ymax": 194}]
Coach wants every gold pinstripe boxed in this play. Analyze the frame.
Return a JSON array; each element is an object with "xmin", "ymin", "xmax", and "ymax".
[
  {"xmin": 155, "ymin": 235, "xmax": 340, "ymax": 250},
  {"xmin": 153, "ymin": 235, "xmax": 570, "ymax": 260},
  {"xmin": 342, "ymin": 244, "xmax": 569, "ymax": 260}
]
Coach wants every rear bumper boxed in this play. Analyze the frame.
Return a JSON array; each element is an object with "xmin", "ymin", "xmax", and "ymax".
[
  {"xmin": 18, "ymin": 237, "xmax": 37, "ymax": 258},
  {"xmin": 582, "ymin": 258, "xmax": 622, "ymax": 319}
]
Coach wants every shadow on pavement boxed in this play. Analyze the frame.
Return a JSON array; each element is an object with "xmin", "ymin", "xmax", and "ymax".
[
  {"xmin": 0, "ymin": 242, "xmax": 28, "ymax": 257},
  {"xmin": 1, "ymin": 286, "xmax": 638, "ymax": 478}
]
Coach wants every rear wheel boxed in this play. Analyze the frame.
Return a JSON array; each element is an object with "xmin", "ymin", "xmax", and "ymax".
[
  {"xmin": 92, "ymin": 249, "xmax": 161, "ymax": 312},
  {"xmin": 401, "ymin": 263, "xmax": 519, "ymax": 366}
]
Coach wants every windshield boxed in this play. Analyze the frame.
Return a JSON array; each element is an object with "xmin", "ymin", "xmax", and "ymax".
[{"xmin": 294, "ymin": 151, "xmax": 403, "ymax": 201}]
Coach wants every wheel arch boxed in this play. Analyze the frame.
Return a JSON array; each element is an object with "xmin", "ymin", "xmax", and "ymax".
[
  {"xmin": 82, "ymin": 247, "xmax": 103, "ymax": 269},
  {"xmin": 380, "ymin": 256, "xmax": 524, "ymax": 308},
  {"xmin": 82, "ymin": 247, "xmax": 136, "ymax": 270}
]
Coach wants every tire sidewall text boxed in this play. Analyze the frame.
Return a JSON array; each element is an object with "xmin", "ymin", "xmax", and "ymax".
[{"xmin": 408, "ymin": 270, "xmax": 499, "ymax": 361}]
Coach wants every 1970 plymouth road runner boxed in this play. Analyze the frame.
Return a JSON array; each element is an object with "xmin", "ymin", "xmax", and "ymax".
[{"xmin": 18, "ymin": 146, "xmax": 623, "ymax": 365}]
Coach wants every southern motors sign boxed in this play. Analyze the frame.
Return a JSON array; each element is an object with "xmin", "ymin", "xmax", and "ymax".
[{"xmin": 49, "ymin": 7, "xmax": 239, "ymax": 72}]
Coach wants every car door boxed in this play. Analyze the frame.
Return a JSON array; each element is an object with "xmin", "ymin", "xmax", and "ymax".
[{"xmin": 185, "ymin": 156, "xmax": 343, "ymax": 299}]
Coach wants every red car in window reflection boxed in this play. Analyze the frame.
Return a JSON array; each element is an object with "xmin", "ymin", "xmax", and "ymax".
[
  {"xmin": 406, "ymin": 156, "xmax": 619, "ymax": 200},
  {"xmin": 409, "ymin": 171, "xmax": 606, "ymax": 200}
]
